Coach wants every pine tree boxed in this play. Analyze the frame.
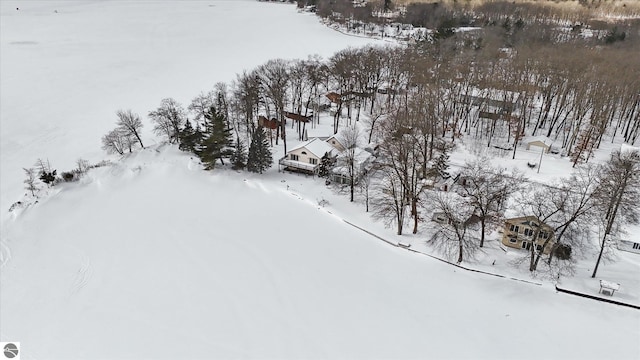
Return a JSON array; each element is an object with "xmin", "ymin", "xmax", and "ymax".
[
  {"xmin": 198, "ymin": 106, "xmax": 233, "ymax": 170},
  {"xmin": 230, "ymin": 136, "xmax": 247, "ymax": 170},
  {"xmin": 247, "ymin": 126, "xmax": 272, "ymax": 174},
  {"xmin": 178, "ymin": 120, "xmax": 197, "ymax": 153},
  {"xmin": 193, "ymin": 123, "xmax": 204, "ymax": 152},
  {"xmin": 35, "ymin": 158, "xmax": 57, "ymax": 187},
  {"xmin": 318, "ymin": 153, "xmax": 335, "ymax": 178}
]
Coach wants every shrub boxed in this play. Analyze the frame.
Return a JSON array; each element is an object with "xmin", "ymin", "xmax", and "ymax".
[
  {"xmin": 61, "ymin": 171, "xmax": 76, "ymax": 182},
  {"xmin": 553, "ymin": 244, "xmax": 572, "ymax": 260}
]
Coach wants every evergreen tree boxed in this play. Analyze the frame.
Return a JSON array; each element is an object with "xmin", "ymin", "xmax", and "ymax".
[
  {"xmin": 247, "ymin": 126, "xmax": 272, "ymax": 174},
  {"xmin": 35, "ymin": 158, "xmax": 57, "ymax": 187},
  {"xmin": 193, "ymin": 123, "xmax": 204, "ymax": 152},
  {"xmin": 230, "ymin": 136, "xmax": 247, "ymax": 170},
  {"xmin": 318, "ymin": 153, "xmax": 335, "ymax": 178},
  {"xmin": 198, "ymin": 106, "xmax": 233, "ymax": 170},
  {"xmin": 178, "ymin": 120, "xmax": 197, "ymax": 153}
]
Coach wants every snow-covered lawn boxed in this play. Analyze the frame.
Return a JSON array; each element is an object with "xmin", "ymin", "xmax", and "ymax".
[
  {"xmin": 2, "ymin": 146, "xmax": 639, "ymax": 359},
  {"xmin": 1, "ymin": 1, "xmax": 639, "ymax": 359}
]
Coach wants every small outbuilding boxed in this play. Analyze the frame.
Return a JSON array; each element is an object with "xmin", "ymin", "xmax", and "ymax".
[{"xmin": 526, "ymin": 136, "xmax": 552, "ymax": 153}]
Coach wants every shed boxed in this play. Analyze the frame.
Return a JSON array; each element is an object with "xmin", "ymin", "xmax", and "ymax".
[{"xmin": 526, "ymin": 136, "xmax": 551, "ymax": 153}]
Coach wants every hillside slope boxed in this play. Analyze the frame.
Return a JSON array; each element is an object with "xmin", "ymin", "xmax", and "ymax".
[{"xmin": 1, "ymin": 146, "xmax": 638, "ymax": 359}]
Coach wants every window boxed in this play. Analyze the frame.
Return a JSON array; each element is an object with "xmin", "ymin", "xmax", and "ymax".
[
  {"xmin": 309, "ymin": 158, "xmax": 318, "ymax": 165},
  {"xmin": 301, "ymin": 151, "xmax": 307, "ymax": 155},
  {"xmin": 510, "ymin": 224, "xmax": 520, "ymax": 233},
  {"xmin": 509, "ymin": 237, "xmax": 517, "ymax": 244},
  {"xmin": 524, "ymin": 228, "xmax": 534, "ymax": 237},
  {"xmin": 536, "ymin": 245, "xmax": 543, "ymax": 252},
  {"xmin": 521, "ymin": 242, "xmax": 531, "ymax": 250},
  {"xmin": 633, "ymin": 243, "xmax": 640, "ymax": 250},
  {"xmin": 290, "ymin": 154, "xmax": 299, "ymax": 161},
  {"xmin": 538, "ymin": 231, "xmax": 549, "ymax": 239}
]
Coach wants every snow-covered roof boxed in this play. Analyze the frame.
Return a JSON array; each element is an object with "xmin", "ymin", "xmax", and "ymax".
[
  {"xmin": 525, "ymin": 136, "xmax": 552, "ymax": 145},
  {"xmin": 337, "ymin": 148, "xmax": 372, "ymax": 162},
  {"xmin": 288, "ymin": 138, "xmax": 336, "ymax": 158},
  {"xmin": 620, "ymin": 143, "xmax": 640, "ymax": 155},
  {"xmin": 600, "ymin": 280, "xmax": 620, "ymax": 290},
  {"xmin": 333, "ymin": 148, "xmax": 374, "ymax": 176},
  {"xmin": 326, "ymin": 134, "xmax": 345, "ymax": 146}
]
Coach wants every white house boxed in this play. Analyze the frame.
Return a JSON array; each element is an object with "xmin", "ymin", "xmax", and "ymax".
[
  {"xmin": 279, "ymin": 138, "xmax": 337, "ymax": 174},
  {"xmin": 330, "ymin": 148, "xmax": 374, "ymax": 185},
  {"xmin": 325, "ymin": 135, "xmax": 346, "ymax": 152}
]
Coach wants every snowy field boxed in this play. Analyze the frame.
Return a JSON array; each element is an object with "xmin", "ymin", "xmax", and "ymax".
[
  {"xmin": 1, "ymin": 1, "xmax": 639, "ymax": 359},
  {"xmin": 2, "ymin": 146, "xmax": 639, "ymax": 359}
]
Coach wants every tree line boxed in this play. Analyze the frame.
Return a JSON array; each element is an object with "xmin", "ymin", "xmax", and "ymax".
[{"xmin": 95, "ymin": 34, "xmax": 638, "ymax": 278}]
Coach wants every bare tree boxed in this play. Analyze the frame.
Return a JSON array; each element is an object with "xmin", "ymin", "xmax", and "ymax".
[
  {"xmin": 376, "ymin": 109, "xmax": 424, "ymax": 234},
  {"xmin": 149, "ymin": 98, "xmax": 186, "ymax": 144},
  {"xmin": 514, "ymin": 183, "xmax": 566, "ymax": 272},
  {"xmin": 101, "ymin": 129, "xmax": 128, "ymax": 155},
  {"xmin": 256, "ymin": 59, "xmax": 290, "ymax": 152},
  {"xmin": 428, "ymin": 191, "xmax": 479, "ymax": 263},
  {"xmin": 75, "ymin": 158, "xmax": 91, "ymax": 178},
  {"xmin": 116, "ymin": 109, "xmax": 144, "ymax": 148},
  {"xmin": 231, "ymin": 70, "xmax": 261, "ymax": 136},
  {"xmin": 364, "ymin": 96, "xmax": 392, "ymax": 144},
  {"xmin": 188, "ymin": 91, "xmax": 216, "ymax": 127},
  {"xmin": 23, "ymin": 167, "xmax": 38, "ymax": 196},
  {"xmin": 592, "ymin": 149, "xmax": 640, "ymax": 278},
  {"xmin": 371, "ymin": 167, "xmax": 408, "ymax": 235},
  {"xmin": 460, "ymin": 157, "xmax": 524, "ymax": 248},
  {"xmin": 546, "ymin": 165, "xmax": 600, "ymax": 265},
  {"xmin": 358, "ymin": 166, "xmax": 377, "ymax": 212},
  {"xmin": 339, "ymin": 124, "xmax": 360, "ymax": 202}
]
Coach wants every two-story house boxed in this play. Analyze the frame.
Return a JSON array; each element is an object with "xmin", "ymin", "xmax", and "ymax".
[{"xmin": 501, "ymin": 216, "xmax": 555, "ymax": 254}]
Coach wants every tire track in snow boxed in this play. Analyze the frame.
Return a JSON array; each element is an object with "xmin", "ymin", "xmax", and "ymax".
[
  {"xmin": 0, "ymin": 238, "xmax": 11, "ymax": 268},
  {"xmin": 70, "ymin": 255, "xmax": 92, "ymax": 294}
]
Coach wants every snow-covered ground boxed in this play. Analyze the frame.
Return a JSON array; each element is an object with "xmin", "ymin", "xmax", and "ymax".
[
  {"xmin": 1, "ymin": 1, "xmax": 639, "ymax": 359},
  {"xmin": 2, "ymin": 146, "xmax": 639, "ymax": 359},
  {"xmin": 0, "ymin": 0, "xmax": 377, "ymax": 214}
]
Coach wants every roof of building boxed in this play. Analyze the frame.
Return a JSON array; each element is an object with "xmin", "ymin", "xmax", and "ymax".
[
  {"xmin": 505, "ymin": 216, "xmax": 553, "ymax": 229},
  {"xmin": 525, "ymin": 136, "xmax": 552, "ymax": 146},
  {"xmin": 288, "ymin": 138, "xmax": 337, "ymax": 158},
  {"xmin": 620, "ymin": 143, "xmax": 640, "ymax": 155}
]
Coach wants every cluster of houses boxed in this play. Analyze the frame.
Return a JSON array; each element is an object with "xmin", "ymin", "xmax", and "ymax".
[{"xmin": 279, "ymin": 132, "xmax": 640, "ymax": 256}]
